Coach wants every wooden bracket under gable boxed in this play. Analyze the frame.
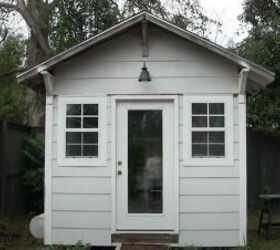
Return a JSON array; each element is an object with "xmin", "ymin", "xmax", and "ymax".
[
  {"xmin": 238, "ymin": 68, "xmax": 250, "ymax": 96},
  {"xmin": 141, "ymin": 20, "xmax": 149, "ymax": 57},
  {"xmin": 41, "ymin": 71, "xmax": 54, "ymax": 96}
]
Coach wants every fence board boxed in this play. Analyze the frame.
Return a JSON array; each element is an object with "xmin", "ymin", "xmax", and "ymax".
[
  {"xmin": 247, "ymin": 129, "xmax": 280, "ymax": 207},
  {"xmin": 0, "ymin": 120, "xmax": 43, "ymax": 215}
]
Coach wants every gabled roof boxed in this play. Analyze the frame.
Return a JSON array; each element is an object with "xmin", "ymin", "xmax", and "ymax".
[{"xmin": 17, "ymin": 11, "xmax": 275, "ymax": 93}]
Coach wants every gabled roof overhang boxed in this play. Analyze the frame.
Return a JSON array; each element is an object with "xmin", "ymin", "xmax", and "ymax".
[{"xmin": 17, "ymin": 12, "xmax": 275, "ymax": 94}]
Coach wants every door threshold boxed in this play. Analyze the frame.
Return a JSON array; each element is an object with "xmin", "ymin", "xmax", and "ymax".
[{"xmin": 111, "ymin": 233, "xmax": 179, "ymax": 244}]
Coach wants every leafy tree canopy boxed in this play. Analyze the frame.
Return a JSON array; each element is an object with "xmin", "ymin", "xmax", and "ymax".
[
  {"xmin": 122, "ymin": 0, "xmax": 213, "ymax": 36},
  {"xmin": 0, "ymin": 33, "xmax": 26, "ymax": 124},
  {"xmin": 49, "ymin": 0, "xmax": 120, "ymax": 54},
  {"xmin": 237, "ymin": 0, "xmax": 280, "ymax": 137}
]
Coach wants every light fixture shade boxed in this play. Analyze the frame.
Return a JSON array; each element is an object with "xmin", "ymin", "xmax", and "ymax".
[{"xmin": 138, "ymin": 62, "xmax": 151, "ymax": 82}]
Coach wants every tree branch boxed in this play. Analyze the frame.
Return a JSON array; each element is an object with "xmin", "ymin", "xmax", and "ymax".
[
  {"xmin": 0, "ymin": 2, "xmax": 17, "ymax": 11},
  {"xmin": 0, "ymin": 29, "xmax": 8, "ymax": 44},
  {"xmin": 16, "ymin": 0, "xmax": 49, "ymax": 55}
]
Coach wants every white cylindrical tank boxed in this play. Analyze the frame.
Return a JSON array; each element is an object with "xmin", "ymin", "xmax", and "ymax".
[{"xmin": 29, "ymin": 213, "xmax": 44, "ymax": 239}]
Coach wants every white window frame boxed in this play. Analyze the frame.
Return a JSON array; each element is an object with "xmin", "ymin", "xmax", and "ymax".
[
  {"xmin": 183, "ymin": 95, "xmax": 233, "ymax": 166},
  {"xmin": 57, "ymin": 96, "xmax": 107, "ymax": 166}
]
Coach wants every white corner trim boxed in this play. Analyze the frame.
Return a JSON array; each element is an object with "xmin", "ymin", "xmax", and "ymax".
[
  {"xmin": 183, "ymin": 95, "xmax": 234, "ymax": 167},
  {"xmin": 41, "ymin": 71, "xmax": 54, "ymax": 96},
  {"xmin": 238, "ymin": 68, "xmax": 250, "ymax": 95},
  {"xmin": 44, "ymin": 96, "xmax": 53, "ymax": 244},
  {"xmin": 238, "ymin": 94, "xmax": 247, "ymax": 245},
  {"xmin": 57, "ymin": 96, "xmax": 107, "ymax": 167}
]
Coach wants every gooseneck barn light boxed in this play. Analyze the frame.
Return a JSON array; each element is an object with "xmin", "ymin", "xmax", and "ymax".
[{"xmin": 138, "ymin": 62, "xmax": 151, "ymax": 82}]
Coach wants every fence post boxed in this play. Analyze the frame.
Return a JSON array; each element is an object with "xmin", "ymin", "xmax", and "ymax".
[{"xmin": 0, "ymin": 120, "xmax": 7, "ymax": 214}]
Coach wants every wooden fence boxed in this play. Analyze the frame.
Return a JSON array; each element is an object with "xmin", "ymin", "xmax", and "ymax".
[
  {"xmin": 247, "ymin": 129, "xmax": 280, "ymax": 207},
  {"xmin": 0, "ymin": 120, "xmax": 43, "ymax": 215}
]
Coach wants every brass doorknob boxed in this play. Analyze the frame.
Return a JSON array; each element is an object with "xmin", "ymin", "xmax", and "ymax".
[{"xmin": 117, "ymin": 170, "xmax": 122, "ymax": 175}]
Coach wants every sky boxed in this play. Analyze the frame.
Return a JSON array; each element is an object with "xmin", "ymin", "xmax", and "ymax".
[
  {"xmin": 7, "ymin": 0, "xmax": 248, "ymax": 48},
  {"xmin": 199, "ymin": 0, "xmax": 248, "ymax": 46}
]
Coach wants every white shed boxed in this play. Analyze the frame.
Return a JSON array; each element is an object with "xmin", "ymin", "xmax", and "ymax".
[{"xmin": 18, "ymin": 12, "xmax": 274, "ymax": 248}]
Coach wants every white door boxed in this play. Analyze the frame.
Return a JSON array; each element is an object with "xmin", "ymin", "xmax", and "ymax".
[{"xmin": 116, "ymin": 101, "xmax": 174, "ymax": 230}]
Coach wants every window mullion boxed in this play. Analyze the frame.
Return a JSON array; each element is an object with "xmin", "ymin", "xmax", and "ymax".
[
  {"xmin": 207, "ymin": 131, "xmax": 209, "ymax": 157},
  {"xmin": 81, "ymin": 104, "xmax": 84, "ymax": 129},
  {"xmin": 81, "ymin": 131, "xmax": 84, "ymax": 157}
]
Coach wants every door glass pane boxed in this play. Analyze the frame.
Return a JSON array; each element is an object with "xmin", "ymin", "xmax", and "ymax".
[
  {"xmin": 192, "ymin": 103, "xmax": 207, "ymax": 114},
  {"xmin": 209, "ymin": 103, "xmax": 224, "ymax": 114},
  {"xmin": 192, "ymin": 116, "xmax": 207, "ymax": 127},
  {"xmin": 209, "ymin": 116, "xmax": 224, "ymax": 127},
  {"xmin": 128, "ymin": 110, "xmax": 163, "ymax": 214}
]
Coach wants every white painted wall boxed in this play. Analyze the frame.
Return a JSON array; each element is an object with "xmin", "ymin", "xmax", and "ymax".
[{"xmin": 48, "ymin": 24, "xmax": 245, "ymax": 247}]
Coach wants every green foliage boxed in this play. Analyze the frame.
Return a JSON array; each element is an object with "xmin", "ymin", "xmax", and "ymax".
[
  {"xmin": 22, "ymin": 134, "xmax": 45, "ymax": 213},
  {"xmin": 122, "ymin": 0, "xmax": 213, "ymax": 36},
  {"xmin": 236, "ymin": 0, "xmax": 280, "ymax": 137},
  {"xmin": 43, "ymin": 242, "xmax": 90, "ymax": 250},
  {"xmin": 122, "ymin": 0, "xmax": 168, "ymax": 18},
  {"xmin": 49, "ymin": 0, "xmax": 120, "ymax": 53},
  {"xmin": 0, "ymin": 35, "xmax": 27, "ymax": 124}
]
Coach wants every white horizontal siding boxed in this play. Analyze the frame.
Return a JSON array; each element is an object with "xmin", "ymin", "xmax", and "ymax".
[
  {"xmin": 179, "ymin": 230, "xmax": 240, "ymax": 247},
  {"xmin": 52, "ymin": 194, "xmax": 111, "ymax": 212},
  {"xmin": 54, "ymin": 78, "xmax": 237, "ymax": 95},
  {"xmin": 52, "ymin": 177, "xmax": 110, "ymax": 194},
  {"xmin": 180, "ymin": 196, "xmax": 239, "ymax": 213},
  {"xmin": 178, "ymin": 95, "xmax": 241, "ymax": 247},
  {"xmin": 56, "ymin": 61, "xmax": 236, "ymax": 79},
  {"xmin": 180, "ymin": 178, "xmax": 239, "ymax": 195},
  {"xmin": 52, "ymin": 228, "xmax": 111, "ymax": 246},
  {"xmin": 52, "ymin": 163, "xmax": 111, "ymax": 177},
  {"xmin": 180, "ymin": 165, "xmax": 239, "ymax": 178},
  {"xmin": 50, "ymin": 95, "xmax": 112, "ymax": 246},
  {"xmin": 54, "ymin": 26, "xmax": 238, "ymax": 96},
  {"xmin": 52, "ymin": 211, "xmax": 111, "ymax": 229},
  {"xmin": 180, "ymin": 213, "xmax": 239, "ymax": 230}
]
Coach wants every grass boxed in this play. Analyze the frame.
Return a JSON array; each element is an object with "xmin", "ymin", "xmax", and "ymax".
[
  {"xmin": 245, "ymin": 209, "xmax": 280, "ymax": 250},
  {"xmin": 0, "ymin": 215, "xmax": 43, "ymax": 250},
  {"xmin": 1, "ymin": 210, "xmax": 280, "ymax": 249}
]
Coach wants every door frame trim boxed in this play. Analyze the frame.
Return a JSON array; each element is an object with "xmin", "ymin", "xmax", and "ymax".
[{"xmin": 111, "ymin": 95, "xmax": 179, "ymax": 234}]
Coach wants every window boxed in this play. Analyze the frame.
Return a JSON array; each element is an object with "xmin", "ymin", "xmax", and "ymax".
[
  {"xmin": 191, "ymin": 103, "xmax": 225, "ymax": 158},
  {"xmin": 58, "ymin": 97, "xmax": 106, "ymax": 166},
  {"xmin": 66, "ymin": 104, "xmax": 99, "ymax": 157},
  {"xmin": 184, "ymin": 96, "xmax": 233, "ymax": 166}
]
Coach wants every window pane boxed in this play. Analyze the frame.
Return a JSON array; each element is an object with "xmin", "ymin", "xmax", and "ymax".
[
  {"xmin": 66, "ymin": 117, "xmax": 81, "ymax": 128},
  {"xmin": 83, "ymin": 104, "xmax": 98, "ymax": 116},
  {"xmin": 209, "ymin": 103, "xmax": 224, "ymax": 114},
  {"xmin": 192, "ymin": 132, "xmax": 207, "ymax": 143},
  {"xmin": 192, "ymin": 116, "xmax": 207, "ymax": 127},
  {"xmin": 83, "ymin": 117, "xmax": 98, "ymax": 128},
  {"xmin": 83, "ymin": 145, "xmax": 98, "ymax": 157},
  {"xmin": 67, "ymin": 104, "xmax": 81, "ymax": 115},
  {"xmin": 209, "ymin": 116, "xmax": 224, "ymax": 127},
  {"xmin": 83, "ymin": 132, "xmax": 98, "ymax": 144},
  {"xmin": 66, "ymin": 145, "xmax": 81, "ymax": 157},
  {"xmin": 209, "ymin": 132, "xmax": 225, "ymax": 143},
  {"xmin": 192, "ymin": 144, "xmax": 207, "ymax": 157},
  {"xmin": 66, "ymin": 132, "xmax": 81, "ymax": 144},
  {"xmin": 192, "ymin": 103, "xmax": 207, "ymax": 114},
  {"xmin": 209, "ymin": 144, "xmax": 225, "ymax": 157}
]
